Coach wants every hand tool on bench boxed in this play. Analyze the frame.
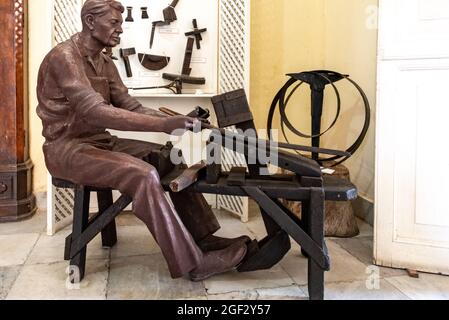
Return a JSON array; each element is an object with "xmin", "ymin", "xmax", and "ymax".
[
  {"xmin": 119, "ymin": 48, "xmax": 136, "ymax": 78},
  {"xmin": 168, "ymin": 161, "xmax": 207, "ymax": 192}
]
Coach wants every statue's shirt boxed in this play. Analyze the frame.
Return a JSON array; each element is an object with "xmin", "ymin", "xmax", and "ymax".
[{"xmin": 36, "ymin": 33, "xmax": 140, "ymax": 144}]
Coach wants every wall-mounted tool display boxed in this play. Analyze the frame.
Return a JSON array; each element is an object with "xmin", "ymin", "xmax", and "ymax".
[
  {"xmin": 134, "ymin": 38, "xmax": 205, "ymax": 94},
  {"xmin": 138, "ymin": 53, "xmax": 171, "ymax": 71},
  {"xmin": 141, "ymin": 7, "xmax": 149, "ymax": 19},
  {"xmin": 119, "ymin": 48, "xmax": 136, "ymax": 77},
  {"xmin": 161, "ymin": 37, "xmax": 206, "ymax": 93},
  {"xmin": 115, "ymin": 0, "xmax": 218, "ymax": 95},
  {"xmin": 185, "ymin": 19, "xmax": 207, "ymax": 49},
  {"xmin": 125, "ymin": 6, "xmax": 134, "ymax": 22}
]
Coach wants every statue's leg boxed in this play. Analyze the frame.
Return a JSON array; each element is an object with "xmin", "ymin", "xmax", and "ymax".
[
  {"xmin": 62, "ymin": 144, "xmax": 203, "ymax": 279},
  {"xmin": 111, "ymin": 138, "xmax": 222, "ymax": 242},
  {"xmin": 169, "ymin": 191, "xmax": 220, "ymax": 242}
]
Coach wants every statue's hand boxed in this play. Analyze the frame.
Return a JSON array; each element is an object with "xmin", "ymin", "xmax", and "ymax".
[{"xmin": 162, "ymin": 116, "xmax": 199, "ymax": 135}]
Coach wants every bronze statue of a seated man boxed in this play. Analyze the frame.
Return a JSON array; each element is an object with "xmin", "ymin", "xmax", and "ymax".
[{"xmin": 36, "ymin": 0, "xmax": 249, "ymax": 281}]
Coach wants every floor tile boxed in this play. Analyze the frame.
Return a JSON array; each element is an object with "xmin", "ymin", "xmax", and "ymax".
[
  {"xmin": 256, "ymin": 285, "xmax": 307, "ymax": 300},
  {"xmin": 207, "ymin": 290, "xmax": 258, "ymax": 300},
  {"xmin": 0, "ymin": 233, "xmax": 40, "ymax": 267},
  {"xmin": 110, "ymin": 226, "xmax": 160, "ymax": 258},
  {"xmin": 355, "ymin": 218, "xmax": 373, "ymax": 238},
  {"xmin": 204, "ymin": 265, "xmax": 294, "ymax": 295},
  {"xmin": 331, "ymin": 237, "xmax": 407, "ymax": 278},
  {"xmin": 245, "ymin": 217, "xmax": 268, "ymax": 241},
  {"xmin": 280, "ymin": 240, "xmax": 370, "ymax": 285},
  {"xmin": 301, "ymin": 279, "xmax": 410, "ymax": 300},
  {"xmin": 7, "ymin": 259, "xmax": 109, "ymax": 300},
  {"xmin": 214, "ymin": 211, "xmax": 255, "ymax": 240},
  {"xmin": 107, "ymin": 254, "xmax": 205, "ymax": 300},
  {"xmin": 0, "ymin": 211, "xmax": 46, "ymax": 236},
  {"xmin": 116, "ymin": 212, "xmax": 143, "ymax": 227},
  {"xmin": 26, "ymin": 229, "xmax": 109, "ymax": 265},
  {"xmin": 0, "ymin": 266, "xmax": 21, "ymax": 300},
  {"xmin": 385, "ymin": 274, "xmax": 449, "ymax": 300}
]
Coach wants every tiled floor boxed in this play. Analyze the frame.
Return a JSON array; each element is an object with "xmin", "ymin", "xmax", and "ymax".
[{"xmin": 1, "ymin": 205, "xmax": 449, "ymax": 300}]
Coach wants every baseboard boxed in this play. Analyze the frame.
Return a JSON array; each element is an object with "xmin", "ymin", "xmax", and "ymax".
[{"xmin": 352, "ymin": 196, "xmax": 374, "ymax": 226}]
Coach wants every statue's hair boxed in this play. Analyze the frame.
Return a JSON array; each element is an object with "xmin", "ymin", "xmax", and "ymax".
[{"xmin": 81, "ymin": 0, "xmax": 124, "ymax": 25}]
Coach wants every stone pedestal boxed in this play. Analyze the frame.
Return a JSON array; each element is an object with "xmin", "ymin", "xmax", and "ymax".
[{"xmin": 0, "ymin": 0, "xmax": 36, "ymax": 222}]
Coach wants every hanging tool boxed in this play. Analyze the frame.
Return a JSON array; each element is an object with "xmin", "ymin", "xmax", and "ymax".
[
  {"xmin": 163, "ymin": 0, "xmax": 180, "ymax": 22},
  {"xmin": 141, "ymin": 7, "xmax": 149, "ymax": 19},
  {"xmin": 150, "ymin": 20, "xmax": 170, "ymax": 49},
  {"xmin": 185, "ymin": 19, "xmax": 207, "ymax": 49},
  {"xmin": 150, "ymin": 0, "xmax": 180, "ymax": 49},
  {"xmin": 138, "ymin": 53, "xmax": 170, "ymax": 71},
  {"xmin": 125, "ymin": 6, "xmax": 134, "ymax": 22},
  {"xmin": 132, "ymin": 79, "xmax": 183, "ymax": 94},
  {"xmin": 119, "ymin": 48, "xmax": 136, "ymax": 78},
  {"xmin": 160, "ymin": 37, "xmax": 206, "ymax": 93}
]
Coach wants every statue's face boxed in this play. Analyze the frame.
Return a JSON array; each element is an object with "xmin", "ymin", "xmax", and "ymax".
[{"xmin": 90, "ymin": 9, "xmax": 123, "ymax": 47}]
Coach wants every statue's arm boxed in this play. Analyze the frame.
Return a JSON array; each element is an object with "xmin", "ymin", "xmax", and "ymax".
[
  {"xmin": 50, "ymin": 50, "xmax": 168, "ymax": 133},
  {"xmin": 107, "ymin": 61, "xmax": 169, "ymax": 118}
]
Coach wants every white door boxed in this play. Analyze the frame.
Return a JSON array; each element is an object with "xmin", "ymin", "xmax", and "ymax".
[{"xmin": 375, "ymin": 0, "xmax": 449, "ymax": 274}]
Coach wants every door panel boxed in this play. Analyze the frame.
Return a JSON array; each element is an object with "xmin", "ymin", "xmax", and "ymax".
[
  {"xmin": 376, "ymin": 0, "xmax": 449, "ymax": 274},
  {"xmin": 379, "ymin": 0, "xmax": 449, "ymax": 59}
]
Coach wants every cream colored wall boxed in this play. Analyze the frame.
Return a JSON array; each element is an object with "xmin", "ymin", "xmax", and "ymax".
[
  {"xmin": 250, "ymin": 0, "xmax": 325, "ymax": 132},
  {"xmin": 250, "ymin": 0, "xmax": 378, "ymax": 201},
  {"xmin": 322, "ymin": 0, "xmax": 378, "ymax": 201},
  {"xmin": 28, "ymin": 0, "xmax": 53, "ymax": 193}
]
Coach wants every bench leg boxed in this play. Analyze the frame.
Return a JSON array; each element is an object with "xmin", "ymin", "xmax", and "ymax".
[
  {"xmin": 97, "ymin": 190, "xmax": 118, "ymax": 248},
  {"xmin": 307, "ymin": 188, "xmax": 325, "ymax": 300},
  {"xmin": 301, "ymin": 201, "xmax": 310, "ymax": 258},
  {"xmin": 69, "ymin": 186, "xmax": 90, "ymax": 283}
]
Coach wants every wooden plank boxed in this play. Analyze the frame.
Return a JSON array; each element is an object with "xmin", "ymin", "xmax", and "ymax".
[
  {"xmin": 307, "ymin": 188, "xmax": 326, "ymax": 300},
  {"xmin": 168, "ymin": 162, "xmax": 206, "ymax": 192},
  {"xmin": 185, "ymin": 176, "xmax": 356, "ymax": 201},
  {"xmin": 68, "ymin": 195, "xmax": 132, "ymax": 259},
  {"xmin": 69, "ymin": 186, "xmax": 90, "ymax": 282},
  {"xmin": 97, "ymin": 190, "xmax": 117, "ymax": 248}
]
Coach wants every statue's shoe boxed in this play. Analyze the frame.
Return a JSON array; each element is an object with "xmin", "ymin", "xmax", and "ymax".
[
  {"xmin": 189, "ymin": 241, "xmax": 248, "ymax": 282},
  {"xmin": 198, "ymin": 234, "xmax": 251, "ymax": 252}
]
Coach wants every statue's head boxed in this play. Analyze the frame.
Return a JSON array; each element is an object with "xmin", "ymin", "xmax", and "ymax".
[{"xmin": 81, "ymin": 0, "xmax": 124, "ymax": 47}]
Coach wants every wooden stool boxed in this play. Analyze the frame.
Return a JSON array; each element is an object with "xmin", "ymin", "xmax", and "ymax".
[
  {"xmin": 52, "ymin": 177, "xmax": 132, "ymax": 282},
  {"xmin": 281, "ymin": 164, "xmax": 359, "ymax": 238}
]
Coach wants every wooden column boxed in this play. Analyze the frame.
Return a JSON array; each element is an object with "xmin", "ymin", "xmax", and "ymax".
[{"xmin": 0, "ymin": 0, "xmax": 36, "ymax": 222}]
